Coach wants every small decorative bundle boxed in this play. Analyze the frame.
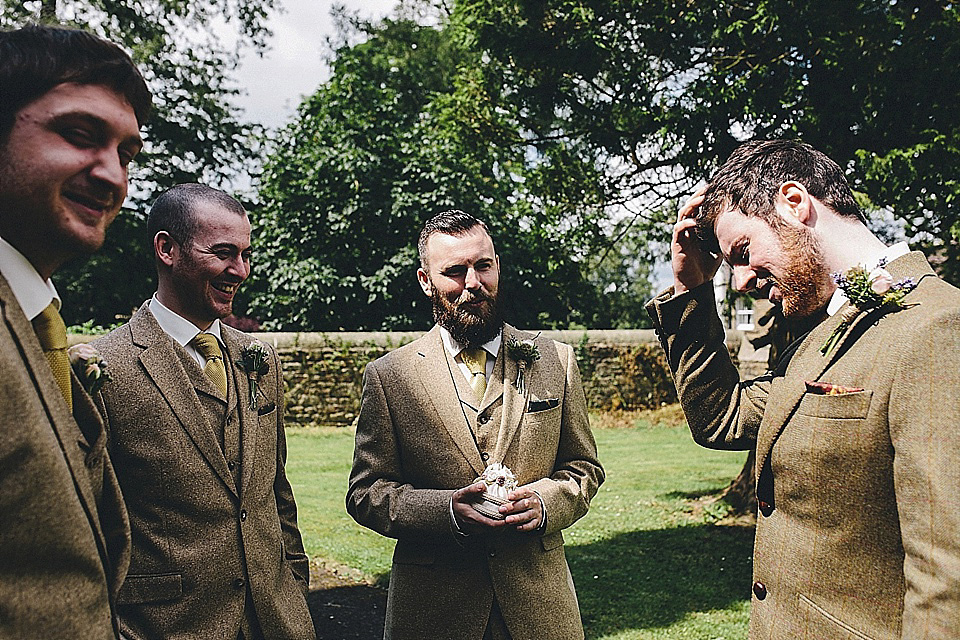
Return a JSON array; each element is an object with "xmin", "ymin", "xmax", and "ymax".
[
  {"xmin": 506, "ymin": 336, "xmax": 540, "ymax": 396},
  {"xmin": 237, "ymin": 340, "xmax": 270, "ymax": 409},
  {"xmin": 472, "ymin": 462, "xmax": 518, "ymax": 520},
  {"xmin": 68, "ymin": 343, "xmax": 111, "ymax": 395},
  {"xmin": 820, "ymin": 260, "xmax": 917, "ymax": 357}
]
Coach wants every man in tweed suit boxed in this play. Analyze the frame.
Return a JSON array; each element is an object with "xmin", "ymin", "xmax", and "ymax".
[
  {"xmin": 647, "ymin": 139, "xmax": 960, "ymax": 638},
  {"xmin": 92, "ymin": 184, "xmax": 314, "ymax": 639},
  {"xmin": 0, "ymin": 25, "xmax": 150, "ymax": 638},
  {"xmin": 347, "ymin": 210, "xmax": 604, "ymax": 640}
]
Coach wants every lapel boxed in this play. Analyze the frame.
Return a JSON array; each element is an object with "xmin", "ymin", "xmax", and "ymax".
[
  {"xmin": 755, "ymin": 251, "xmax": 936, "ymax": 474},
  {"xmin": 222, "ymin": 328, "xmax": 260, "ymax": 495},
  {"xmin": 129, "ymin": 304, "xmax": 238, "ymax": 497},
  {"xmin": 0, "ymin": 274, "xmax": 110, "ymax": 562},
  {"xmin": 414, "ymin": 326, "xmax": 485, "ymax": 475},
  {"xmin": 488, "ymin": 324, "xmax": 529, "ymax": 463}
]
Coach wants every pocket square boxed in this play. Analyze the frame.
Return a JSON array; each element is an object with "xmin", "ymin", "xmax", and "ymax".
[
  {"xmin": 257, "ymin": 402, "xmax": 276, "ymax": 415},
  {"xmin": 805, "ymin": 381, "xmax": 864, "ymax": 396},
  {"xmin": 527, "ymin": 398, "xmax": 560, "ymax": 412}
]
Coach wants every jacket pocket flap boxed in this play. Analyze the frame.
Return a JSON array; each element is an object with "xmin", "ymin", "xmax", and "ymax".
[
  {"xmin": 540, "ymin": 531, "xmax": 564, "ymax": 551},
  {"xmin": 118, "ymin": 573, "xmax": 183, "ymax": 604}
]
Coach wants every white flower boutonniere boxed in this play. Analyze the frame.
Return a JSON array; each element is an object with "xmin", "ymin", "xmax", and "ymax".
[
  {"xmin": 820, "ymin": 259, "xmax": 918, "ymax": 357},
  {"xmin": 506, "ymin": 335, "xmax": 540, "ymax": 395},
  {"xmin": 68, "ymin": 343, "xmax": 111, "ymax": 395},
  {"xmin": 237, "ymin": 340, "xmax": 270, "ymax": 410}
]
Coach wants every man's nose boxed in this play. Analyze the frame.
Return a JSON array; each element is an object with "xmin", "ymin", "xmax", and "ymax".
[
  {"xmin": 88, "ymin": 148, "xmax": 127, "ymax": 194},
  {"xmin": 465, "ymin": 267, "xmax": 481, "ymax": 290},
  {"xmin": 733, "ymin": 265, "xmax": 756, "ymax": 292},
  {"xmin": 227, "ymin": 255, "xmax": 250, "ymax": 281}
]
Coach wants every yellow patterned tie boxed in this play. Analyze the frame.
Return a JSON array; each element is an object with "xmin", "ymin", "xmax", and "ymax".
[
  {"xmin": 460, "ymin": 348, "xmax": 487, "ymax": 402},
  {"xmin": 32, "ymin": 301, "xmax": 72, "ymax": 410},
  {"xmin": 190, "ymin": 333, "xmax": 228, "ymax": 397}
]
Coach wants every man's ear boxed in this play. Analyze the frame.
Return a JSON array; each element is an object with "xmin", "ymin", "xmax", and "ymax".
[
  {"xmin": 776, "ymin": 181, "xmax": 814, "ymax": 227},
  {"xmin": 417, "ymin": 267, "xmax": 432, "ymax": 298},
  {"xmin": 154, "ymin": 231, "xmax": 178, "ymax": 267}
]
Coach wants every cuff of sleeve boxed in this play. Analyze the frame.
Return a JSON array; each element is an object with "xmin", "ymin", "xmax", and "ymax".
[
  {"xmin": 449, "ymin": 495, "xmax": 469, "ymax": 538},
  {"xmin": 533, "ymin": 489, "xmax": 547, "ymax": 533}
]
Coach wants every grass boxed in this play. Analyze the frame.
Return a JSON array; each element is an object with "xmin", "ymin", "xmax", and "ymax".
[{"xmin": 285, "ymin": 410, "xmax": 753, "ymax": 640}]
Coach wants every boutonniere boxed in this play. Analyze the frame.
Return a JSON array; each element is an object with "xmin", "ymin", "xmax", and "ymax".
[
  {"xmin": 67, "ymin": 343, "xmax": 111, "ymax": 395},
  {"xmin": 236, "ymin": 340, "xmax": 270, "ymax": 410},
  {"xmin": 506, "ymin": 334, "xmax": 540, "ymax": 395},
  {"xmin": 820, "ymin": 260, "xmax": 917, "ymax": 357}
]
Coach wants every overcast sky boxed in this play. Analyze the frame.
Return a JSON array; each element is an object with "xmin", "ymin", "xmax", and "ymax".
[{"xmin": 233, "ymin": 0, "xmax": 397, "ymax": 131}]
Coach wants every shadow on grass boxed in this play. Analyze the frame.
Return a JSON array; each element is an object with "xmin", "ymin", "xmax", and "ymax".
[
  {"xmin": 307, "ymin": 582, "xmax": 387, "ymax": 640},
  {"xmin": 306, "ymin": 523, "xmax": 754, "ymax": 639},
  {"xmin": 569, "ymin": 523, "xmax": 755, "ymax": 637}
]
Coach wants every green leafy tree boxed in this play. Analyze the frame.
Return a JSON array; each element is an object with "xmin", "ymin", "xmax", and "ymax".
[
  {"xmin": 250, "ymin": 8, "xmax": 623, "ymax": 330},
  {"xmin": 1, "ymin": 0, "xmax": 274, "ymax": 325},
  {"xmin": 455, "ymin": 0, "xmax": 960, "ymax": 282}
]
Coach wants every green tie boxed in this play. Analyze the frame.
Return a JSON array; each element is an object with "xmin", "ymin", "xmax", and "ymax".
[
  {"xmin": 460, "ymin": 348, "xmax": 487, "ymax": 402},
  {"xmin": 191, "ymin": 333, "xmax": 228, "ymax": 397},
  {"xmin": 32, "ymin": 301, "xmax": 72, "ymax": 410}
]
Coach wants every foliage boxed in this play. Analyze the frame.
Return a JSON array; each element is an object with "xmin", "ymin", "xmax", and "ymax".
[
  {"xmin": 1, "ymin": 0, "xmax": 274, "ymax": 325},
  {"xmin": 285, "ymin": 419, "xmax": 752, "ymax": 638},
  {"xmin": 454, "ymin": 0, "xmax": 960, "ymax": 283},
  {"xmin": 249, "ymin": 6, "xmax": 651, "ymax": 330}
]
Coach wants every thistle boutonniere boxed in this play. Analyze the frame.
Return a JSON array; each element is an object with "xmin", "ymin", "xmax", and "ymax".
[
  {"xmin": 820, "ymin": 260, "xmax": 918, "ymax": 357},
  {"xmin": 68, "ymin": 343, "xmax": 111, "ymax": 395},
  {"xmin": 237, "ymin": 340, "xmax": 270, "ymax": 409},
  {"xmin": 506, "ymin": 334, "xmax": 540, "ymax": 395}
]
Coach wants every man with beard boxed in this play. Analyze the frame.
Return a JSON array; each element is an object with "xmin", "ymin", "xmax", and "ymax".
[
  {"xmin": 91, "ymin": 184, "xmax": 315, "ymax": 639},
  {"xmin": 646, "ymin": 139, "xmax": 960, "ymax": 639},
  {"xmin": 0, "ymin": 24, "xmax": 150, "ymax": 638},
  {"xmin": 347, "ymin": 210, "xmax": 604, "ymax": 640}
]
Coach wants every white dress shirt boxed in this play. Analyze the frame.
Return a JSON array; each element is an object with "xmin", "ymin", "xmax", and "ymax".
[
  {"xmin": 826, "ymin": 242, "xmax": 911, "ymax": 317},
  {"xmin": 439, "ymin": 326, "xmax": 501, "ymax": 384},
  {"xmin": 0, "ymin": 236, "xmax": 60, "ymax": 321}
]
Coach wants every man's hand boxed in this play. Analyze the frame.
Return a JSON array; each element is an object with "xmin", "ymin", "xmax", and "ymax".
[
  {"xmin": 672, "ymin": 185, "xmax": 722, "ymax": 294},
  {"xmin": 500, "ymin": 486, "xmax": 543, "ymax": 533},
  {"xmin": 452, "ymin": 482, "xmax": 507, "ymax": 535}
]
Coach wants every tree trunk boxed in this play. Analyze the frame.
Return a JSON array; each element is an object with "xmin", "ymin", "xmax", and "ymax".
[
  {"xmin": 720, "ymin": 448, "xmax": 756, "ymax": 515},
  {"xmin": 39, "ymin": 0, "xmax": 57, "ymax": 23}
]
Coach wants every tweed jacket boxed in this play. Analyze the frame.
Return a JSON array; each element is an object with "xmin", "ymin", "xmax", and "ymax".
[
  {"xmin": 646, "ymin": 251, "xmax": 960, "ymax": 639},
  {"xmin": 0, "ymin": 273, "xmax": 129, "ymax": 639},
  {"xmin": 346, "ymin": 324, "xmax": 603, "ymax": 640},
  {"xmin": 92, "ymin": 302, "xmax": 314, "ymax": 640}
]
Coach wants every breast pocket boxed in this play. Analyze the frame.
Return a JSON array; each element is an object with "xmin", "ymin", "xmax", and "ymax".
[{"xmin": 797, "ymin": 390, "xmax": 873, "ymax": 420}]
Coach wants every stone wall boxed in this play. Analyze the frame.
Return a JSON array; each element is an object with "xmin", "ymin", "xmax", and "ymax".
[
  {"xmin": 72, "ymin": 329, "xmax": 749, "ymax": 428},
  {"xmin": 249, "ymin": 329, "xmax": 746, "ymax": 428}
]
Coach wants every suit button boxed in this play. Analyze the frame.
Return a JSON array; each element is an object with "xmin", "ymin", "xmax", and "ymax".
[
  {"xmin": 228, "ymin": 461, "xmax": 237, "ymax": 471},
  {"xmin": 478, "ymin": 414, "xmax": 490, "ymax": 425},
  {"xmin": 758, "ymin": 500, "xmax": 773, "ymax": 517},
  {"xmin": 481, "ymin": 452, "xmax": 490, "ymax": 462},
  {"xmin": 753, "ymin": 581, "xmax": 767, "ymax": 600},
  {"xmin": 240, "ymin": 509, "xmax": 247, "ymax": 522},
  {"xmin": 234, "ymin": 578, "xmax": 245, "ymax": 589}
]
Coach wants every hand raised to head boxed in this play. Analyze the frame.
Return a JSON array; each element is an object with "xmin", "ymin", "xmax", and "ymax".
[{"xmin": 672, "ymin": 185, "xmax": 722, "ymax": 294}]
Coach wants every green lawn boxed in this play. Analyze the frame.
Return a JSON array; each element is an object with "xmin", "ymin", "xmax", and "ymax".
[{"xmin": 285, "ymin": 414, "xmax": 753, "ymax": 640}]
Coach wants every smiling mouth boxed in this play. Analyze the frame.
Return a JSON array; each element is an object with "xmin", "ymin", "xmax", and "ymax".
[
  {"xmin": 212, "ymin": 282, "xmax": 239, "ymax": 295},
  {"xmin": 64, "ymin": 190, "xmax": 114, "ymax": 215}
]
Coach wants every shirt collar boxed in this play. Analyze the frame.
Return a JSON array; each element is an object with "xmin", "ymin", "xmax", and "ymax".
[
  {"xmin": 150, "ymin": 294, "xmax": 224, "ymax": 347},
  {"xmin": 826, "ymin": 242, "xmax": 911, "ymax": 316},
  {"xmin": 0, "ymin": 236, "xmax": 60, "ymax": 321},
  {"xmin": 439, "ymin": 325, "xmax": 502, "ymax": 361}
]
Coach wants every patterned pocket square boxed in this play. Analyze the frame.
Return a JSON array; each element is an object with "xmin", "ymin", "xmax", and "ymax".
[
  {"xmin": 527, "ymin": 398, "xmax": 560, "ymax": 413},
  {"xmin": 804, "ymin": 381, "xmax": 865, "ymax": 396},
  {"xmin": 257, "ymin": 402, "xmax": 277, "ymax": 415}
]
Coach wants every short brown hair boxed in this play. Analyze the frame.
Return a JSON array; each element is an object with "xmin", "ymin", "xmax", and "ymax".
[
  {"xmin": 695, "ymin": 139, "xmax": 865, "ymax": 252},
  {"xmin": 417, "ymin": 210, "xmax": 492, "ymax": 269}
]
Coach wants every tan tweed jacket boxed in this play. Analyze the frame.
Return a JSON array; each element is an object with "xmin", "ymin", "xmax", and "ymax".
[
  {"xmin": 92, "ymin": 302, "xmax": 314, "ymax": 640},
  {"xmin": 0, "ymin": 273, "xmax": 129, "ymax": 639},
  {"xmin": 647, "ymin": 251, "xmax": 960, "ymax": 639},
  {"xmin": 346, "ymin": 324, "xmax": 604, "ymax": 640}
]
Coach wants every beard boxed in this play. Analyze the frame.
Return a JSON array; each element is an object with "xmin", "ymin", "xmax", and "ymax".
[
  {"xmin": 430, "ymin": 283, "xmax": 504, "ymax": 348},
  {"xmin": 766, "ymin": 221, "xmax": 835, "ymax": 317}
]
